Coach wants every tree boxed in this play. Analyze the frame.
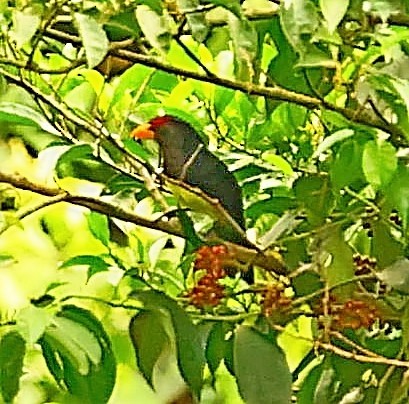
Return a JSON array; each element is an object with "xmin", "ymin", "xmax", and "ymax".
[{"xmin": 0, "ymin": 0, "xmax": 409, "ymax": 402}]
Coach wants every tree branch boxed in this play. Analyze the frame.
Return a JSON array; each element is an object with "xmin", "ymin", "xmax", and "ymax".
[
  {"xmin": 40, "ymin": 27, "xmax": 406, "ymax": 146},
  {"xmin": 0, "ymin": 171, "xmax": 285, "ymax": 274}
]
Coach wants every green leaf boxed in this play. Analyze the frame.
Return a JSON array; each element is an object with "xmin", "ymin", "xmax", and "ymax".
[
  {"xmin": 0, "ymin": 101, "xmax": 60, "ymax": 135},
  {"xmin": 267, "ymin": 18, "xmax": 312, "ymax": 95},
  {"xmin": 74, "ymin": 13, "xmax": 109, "ymax": 68},
  {"xmin": 55, "ymin": 144, "xmax": 93, "ymax": 173},
  {"xmin": 87, "ymin": 212, "xmax": 110, "ymax": 247},
  {"xmin": 176, "ymin": 0, "xmax": 209, "ymax": 42},
  {"xmin": 59, "ymin": 255, "xmax": 110, "ymax": 281},
  {"xmin": 296, "ymin": 357, "xmax": 324, "ymax": 403},
  {"xmin": 330, "ymin": 140, "xmax": 364, "ymax": 189},
  {"xmin": 109, "ymin": 64, "xmax": 154, "ymax": 111},
  {"xmin": 362, "ymin": 140, "xmax": 397, "ymax": 189},
  {"xmin": 55, "ymin": 316, "xmax": 102, "ymax": 365},
  {"xmin": 55, "ymin": 144, "xmax": 117, "ymax": 182},
  {"xmin": 214, "ymin": 87, "xmax": 235, "ymax": 116},
  {"xmin": 385, "ymin": 164, "xmax": 409, "ymax": 231},
  {"xmin": 371, "ymin": 220, "xmax": 403, "ymax": 267},
  {"xmin": 234, "ymin": 326, "xmax": 291, "ymax": 404},
  {"xmin": 206, "ymin": 322, "xmax": 232, "ymax": 375},
  {"xmin": 42, "ymin": 322, "xmax": 92, "ymax": 376},
  {"xmin": 320, "ymin": 224, "xmax": 354, "ymax": 290},
  {"xmin": 294, "ymin": 175, "xmax": 334, "ymax": 225},
  {"xmin": 258, "ymin": 212, "xmax": 300, "ymax": 249},
  {"xmin": 132, "ymin": 290, "xmax": 205, "ymax": 397},
  {"xmin": 319, "ymin": 0, "xmax": 349, "ymax": 33},
  {"xmin": 129, "ymin": 310, "xmax": 171, "ymax": 386},
  {"xmin": 378, "ymin": 258, "xmax": 409, "ymax": 293},
  {"xmin": 271, "ymin": 103, "xmax": 308, "ymax": 141},
  {"xmin": 280, "ymin": 0, "xmax": 319, "ymax": 51},
  {"xmin": 313, "ymin": 359, "xmax": 336, "ymax": 403},
  {"xmin": 40, "ymin": 305, "xmax": 116, "ymax": 403},
  {"xmin": 296, "ymin": 43, "xmax": 334, "ymax": 68},
  {"xmin": 0, "ymin": 331, "xmax": 25, "ymax": 403},
  {"xmin": 262, "ymin": 152, "xmax": 294, "ymax": 175},
  {"xmin": 401, "ymin": 301, "xmax": 409, "ymax": 353},
  {"xmin": 135, "ymin": 6, "xmax": 172, "ymax": 52},
  {"xmin": 227, "ymin": 15, "xmax": 258, "ymax": 81},
  {"xmin": 176, "ymin": 208, "xmax": 203, "ymax": 250},
  {"xmin": 122, "ymin": 138, "xmax": 154, "ymax": 163},
  {"xmin": 63, "ymin": 81, "xmax": 96, "ymax": 113},
  {"xmin": 367, "ymin": 74, "xmax": 409, "ymax": 136}
]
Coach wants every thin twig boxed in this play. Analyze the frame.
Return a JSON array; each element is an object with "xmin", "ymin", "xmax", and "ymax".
[
  {"xmin": 179, "ymin": 143, "xmax": 203, "ymax": 180},
  {"xmin": 329, "ymin": 330, "xmax": 383, "ymax": 358},
  {"xmin": 272, "ymin": 323, "xmax": 409, "ymax": 369}
]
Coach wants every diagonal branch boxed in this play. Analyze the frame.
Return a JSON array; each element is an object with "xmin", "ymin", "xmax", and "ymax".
[
  {"xmin": 0, "ymin": 171, "xmax": 285, "ymax": 274},
  {"xmin": 41, "ymin": 27, "xmax": 407, "ymax": 147},
  {"xmin": 112, "ymin": 47, "xmax": 406, "ymax": 145}
]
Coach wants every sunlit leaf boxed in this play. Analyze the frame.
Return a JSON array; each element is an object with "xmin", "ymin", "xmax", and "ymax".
[
  {"xmin": 74, "ymin": 13, "xmax": 109, "ymax": 68},
  {"xmin": 319, "ymin": 0, "xmax": 349, "ymax": 33},
  {"xmin": 63, "ymin": 81, "xmax": 96, "ymax": 112},
  {"xmin": 212, "ymin": 0, "xmax": 241, "ymax": 16},
  {"xmin": 109, "ymin": 64, "xmax": 154, "ymax": 111},
  {"xmin": 362, "ymin": 140, "xmax": 397, "ymax": 189},
  {"xmin": 11, "ymin": 9, "xmax": 40, "ymax": 48},
  {"xmin": 16, "ymin": 305, "xmax": 54, "ymax": 344},
  {"xmin": 0, "ymin": 101, "xmax": 60, "ymax": 136},
  {"xmin": 262, "ymin": 152, "xmax": 293, "ymax": 175}
]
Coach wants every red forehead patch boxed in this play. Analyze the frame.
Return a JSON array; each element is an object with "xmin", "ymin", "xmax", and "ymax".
[{"xmin": 149, "ymin": 115, "xmax": 173, "ymax": 129}]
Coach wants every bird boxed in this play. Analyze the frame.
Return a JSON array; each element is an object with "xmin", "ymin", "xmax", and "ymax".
[{"xmin": 131, "ymin": 115, "xmax": 253, "ymax": 283}]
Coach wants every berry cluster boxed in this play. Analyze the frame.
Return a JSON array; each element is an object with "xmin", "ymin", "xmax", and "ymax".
[
  {"xmin": 353, "ymin": 253, "xmax": 377, "ymax": 275},
  {"xmin": 261, "ymin": 283, "xmax": 292, "ymax": 320},
  {"xmin": 187, "ymin": 245, "xmax": 230, "ymax": 308},
  {"xmin": 194, "ymin": 244, "xmax": 228, "ymax": 278},
  {"xmin": 332, "ymin": 299, "xmax": 379, "ymax": 330}
]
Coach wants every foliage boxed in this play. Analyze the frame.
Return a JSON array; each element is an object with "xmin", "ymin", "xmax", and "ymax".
[{"xmin": 0, "ymin": 0, "xmax": 409, "ymax": 403}]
